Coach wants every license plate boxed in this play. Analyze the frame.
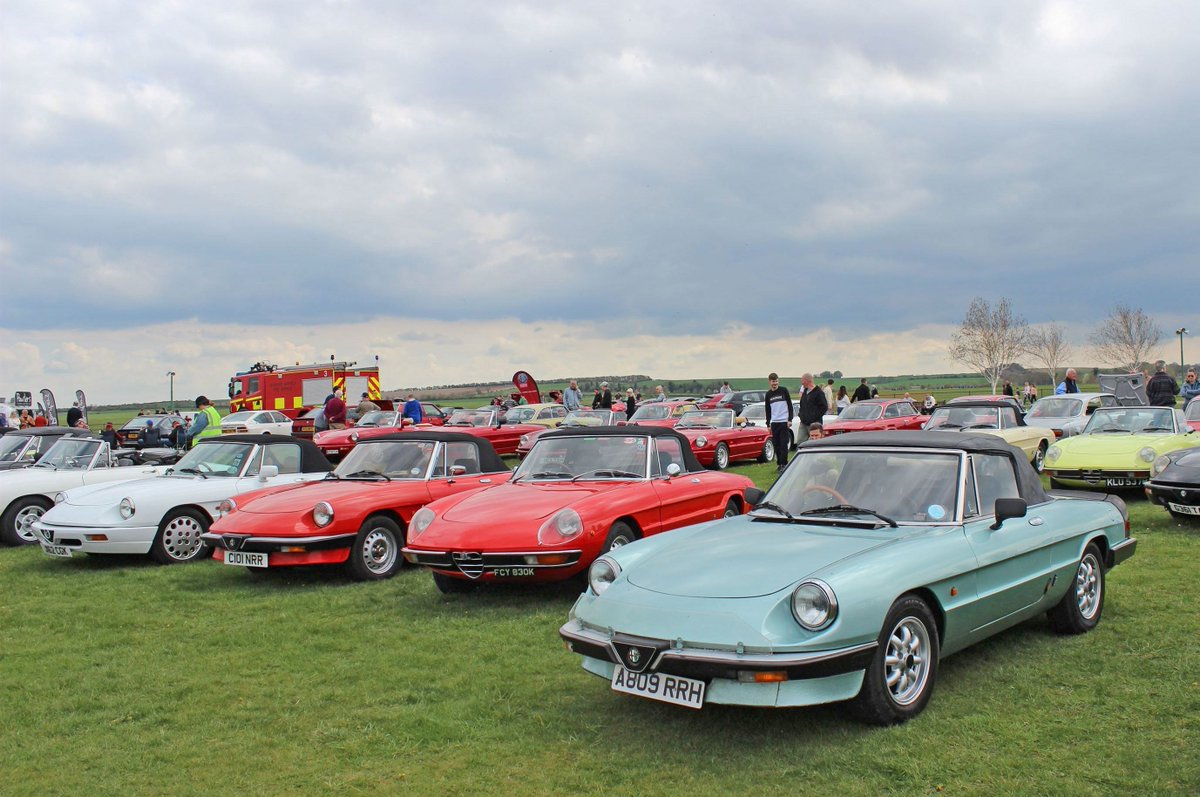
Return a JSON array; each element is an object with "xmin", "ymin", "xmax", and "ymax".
[
  {"xmin": 127, "ymin": 432, "xmax": 139, "ymax": 439},
  {"xmin": 300, "ymin": 426, "xmax": 314, "ymax": 432},
  {"xmin": 611, "ymin": 666, "xmax": 705, "ymax": 709},
  {"xmin": 41, "ymin": 543, "xmax": 72, "ymax": 558},
  {"xmin": 224, "ymin": 551, "xmax": 268, "ymax": 568},
  {"xmin": 1168, "ymin": 502, "xmax": 1200, "ymax": 516},
  {"xmin": 1106, "ymin": 478, "xmax": 1144, "ymax": 487}
]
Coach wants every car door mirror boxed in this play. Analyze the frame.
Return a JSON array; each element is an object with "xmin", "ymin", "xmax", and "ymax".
[
  {"xmin": 665, "ymin": 463, "xmax": 682, "ymax": 478},
  {"xmin": 990, "ymin": 497, "xmax": 1027, "ymax": 530},
  {"xmin": 745, "ymin": 487, "xmax": 766, "ymax": 506},
  {"xmin": 257, "ymin": 464, "xmax": 279, "ymax": 482},
  {"xmin": 449, "ymin": 465, "xmax": 467, "ymax": 477}
]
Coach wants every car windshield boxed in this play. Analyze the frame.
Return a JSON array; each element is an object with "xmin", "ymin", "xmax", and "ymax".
[
  {"xmin": 222, "ymin": 411, "xmax": 257, "ymax": 424},
  {"xmin": 1186, "ymin": 402, "xmax": 1200, "ymax": 421},
  {"xmin": 335, "ymin": 440, "xmax": 436, "ymax": 478},
  {"xmin": 35, "ymin": 438, "xmax": 101, "ymax": 470},
  {"xmin": 121, "ymin": 417, "xmax": 163, "ymax": 430},
  {"xmin": 447, "ymin": 410, "xmax": 493, "ymax": 427},
  {"xmin": 630, "ymin": 405, "xmax": 670, "ymax": 421},
  {"xmin": 514, "ymin": 435, "xmax": 649, "ymax": 480},
  {"xmin": 741, "ymin": 404, "xmax": 766, "ymax": 421},
  {"xmin": 839, "ymin": 404, "xmax": 883, "ymax": 421},
  {"xmin": 762, "ymin": 449, "xmax": 962, "ymax": 524},
  {"xmin": 1082, "ymin": 407, "xmax": 1177, "ymax": 435},
  {"xmin": 0, "ymin": 434, "xmax": 32, "ymax": 463},
  {"xmin": 1026, "ymin": 398, "xmax": 1082, "ymax": 419},
  {"xmin": 506, "ymin": 407, "xmax": 535, "ymax": 422},
  {"xmin": 675, "ymin": 410, "xmax": 734, "ymax": 429},
  {"xmin": 563, "ymin": 410, "xmax": 607, "ymax": 426},
  {"xmin": 173, "ymin": 442, "xmax": 256, "ymax": 476},
  {"xmin": 357, "ymin": 411, "xmax": 398, "ymax": 428},
  {"xmin": 925, "ymin": 407, "xmax": 1000, "ymax": 430}
]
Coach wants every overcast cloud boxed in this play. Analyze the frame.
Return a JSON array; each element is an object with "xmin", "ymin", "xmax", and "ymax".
[{"xmin": 2, "ymin": 1, "xmax": 1196, "ymax": 403}]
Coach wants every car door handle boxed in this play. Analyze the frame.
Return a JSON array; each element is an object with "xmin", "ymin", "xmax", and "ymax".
[
  {"xmin": 691, "ymin": 478, "xmax": 701, "ymax": 483},
  {"xmin": 1028, "ymin": 517, "xmax": 1044, "ymax": 526}
]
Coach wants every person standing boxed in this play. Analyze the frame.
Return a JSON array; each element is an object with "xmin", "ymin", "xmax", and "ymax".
[
  {"xmin": 835, "ymin": 386, "xmax": 850, "ymax": 412},
  {"xmin": 624, "ymin": 388, "xmax": 637, "ymax": 418},
  {"xmin": 1181, "ymin": 369, "xmax": 1200, "ymax": 408},
  {"xmin": 356, "ymin": 392, "xmax": 379, "ymax": 418},
  {"xmin": 1055, "ymin": 369, "xmax": 1080, "ymax": 395},
  {"xmin": 33, "ymin": 411, "xmax": 48, "ymax": 427},
  {"xmin": 764, "ymin": 373, "xmax": 793, "ymax": 472},
  {"xmin": 324, "ymin": 390, "xmax": 348, "ymax": 429},
  {"xmin": 187, "ymin": 396, "xmax": 223, "ymax": 447},
  {"xmin": 796, "ymin": 373, "xmax": 829, "ymax": 445},
  {"xmin": 66, "ymin": 401, "xmax": 83, "ymax": 428},
  {"xmin": 719, "ymin": 381, "xmax": 733, "ymax": 396},
  {"xmin": 1146, "ymin": 361, "xmax": 1179, "ymax": 407},
  {"xmin": 402, "ymin": 393, "xmax": 424, "ymax": 424},
  {"xmin": 563, "ymin": 381, "xmax": 583, "ymax": 411},
  {"xmin": 1002, "ymin": 381, "xmax": 1014, "ymax": 397},
  {"xmin": 650, "ymin": 385, "xmax": 667, "ymax": 402},
  {"xmin": 852, "ymin": 378, "xmax": 871, "ymax": 403},
  {"xmin": 822, "ymin": 379, "xmax": 835, "ymax": 415},
  {"xmin": 597, "ymin": 381, "xmax": 613, "ymax": 410}
]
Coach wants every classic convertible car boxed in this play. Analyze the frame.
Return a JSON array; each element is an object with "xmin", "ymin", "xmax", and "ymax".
[
  {"xmin": 1145, "ymin": 446, "xmax": 1200, "ymax": 521},
  {"xmin": 672, "ymin": 409, "xmax": 774, "ymax": 469},
  {"xmin": 625, "ymin": 400, "xmax": 698, "ymax": 427},
  {"xmin": 1043, "ymin": 406, "xmax": 1198, "ymax": 489},
  {"xmin": 438, "ymin": 408, "xmax": 543, "ymax": 456},
  {"xmin": 0, "ymin": 435, "xmax": 169, "ymax": 545},
  {"xmin": 1023, "ymin": 393, "xmax": 1120, "ymax": 439},
  {"xmin": 501, "ymin": 403, "xmax": 570, "ymax": 428},
  {"xmin": 923, "ymin": 402, "xmax": 1056, "ymax": 472},
  {"xmin": 0, "ymin": 427, "xmax": 93, "ymax": 471},
  {"xmin": 203, "ymin": 432, "xmax": 510, "ymax": 579},
  {"xmin": 515, "ymin": 409, "xmax": 626, "ymax": 459},
  {"xmin": 314, "ymin": 410, "xmax": 414, "ymax": 459},
  {"xmin": 33, "ymin": 435, "xmax": 332, "ymax": 563},
  {"xmin": 560, "ymin": 431, "xmax": 1135, "ymax": 723},
  {"xmin": 403, "ymin": 426, "xmax": 754, "ymax": 593},
  {"xmin": 824, "ymin": 399, "xmax": 927, "ymax": 435}
]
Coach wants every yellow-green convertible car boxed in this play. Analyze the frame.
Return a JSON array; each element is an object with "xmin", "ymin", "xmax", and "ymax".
[{"xmin": 1043, "ymin": 406, "xmax": 1199, "ymax": 489}]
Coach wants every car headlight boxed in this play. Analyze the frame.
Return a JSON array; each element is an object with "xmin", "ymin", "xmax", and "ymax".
[
  {"xmin": 537, "ymin": 508, "xmax": 584, "ymax": 545},
  {"xmin": 312, "ymin": 501, "xmax": 334, "ymax": 527},
  {"xmin": 408, "ymin": 507, "xmax": 435, "ymax": 542},
  {"xmin": 791, "ymin": 580, "xmax": 837, "ymax": 630},
  {"xmin": 519, "ymin": 434, "xmax": 530, "ymax": 446},
  {"xmin": 54, "ymin": 492, "xmax": 66, "ymax": 505},
  {"xmin": 216, "ymin": 498, "xmax": 237, "ymax": 517},
  {"xmin": 350, "ymin": 432, "xmax": 359, "ymax": 442},
  {"xmin": 588, "ymin": 556, "xmax": 621, "ymax": 596},
  {"xmin": 1137, "ymin": 447, "xmax": 1157, "ymax": 464},
  {"xmin": 695, "ymin": 435, "xmax": 708, "ymax": 447},
  {"xmin": 1151, "ymin": 454, "xmax": 1172, "ymax": 477},
  {"xmin": 119, "ymin": 497, "xmax": 136, "ymax": 519},
  {"xmin": 1045, "ymin": 445, "xmax": 1062, "ymax": 463}
]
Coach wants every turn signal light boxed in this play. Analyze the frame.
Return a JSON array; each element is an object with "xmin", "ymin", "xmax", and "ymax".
[
  {"xmin": 528, "ymin": 553, "xmax": 571, "ymax": 565},
  {"xmin": 281, "ymin": 546, "xmax": 306, "ymax": 553},
  {"xmin": 739, "ymin": 671, "xmax": 788, "ymax": 683},
  {"xmin": 85, "ymin": 534, "xmax": 109, "ymax": 541}
]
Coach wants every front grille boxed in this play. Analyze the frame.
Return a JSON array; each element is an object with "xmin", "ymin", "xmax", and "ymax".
[{"xmin": 452, "ymin": 551, "xmax": 485, "ymax": 579}]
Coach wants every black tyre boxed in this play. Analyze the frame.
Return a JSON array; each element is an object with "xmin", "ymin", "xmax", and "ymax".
[
  {"xmin": 150, "ymin": 508, "xmax": 211, "ymax": 564},
  {"xmin": 1, "ymin": 496, "xmax": 52, "ymax": 546},
  {"xmin": 601, "ymin": 521, "xmax": 637, "ymax": 554},
  {"xmin": 712, "ymin": 443, "xmax": 730, "ymax": 470},
  {"xmin": 432, "ymin": 571, "xmax": 476, "ymax": 594},
  {"xmin": 851, "ymin": 595, "xmax": 940, "ymax": 726},
  {"xmin": 1032, "ymin": 442, "xmax": 1048, "ymax": 474},
  {"xmin": 1048, "ymin": 477, "xmax": 1066, "ymax": 490},
  {"xmin": 1047, "ymin": 543, "xmax": 1105, "ymax": 634},
  {"xmin": 345, "ymin": 515, "xmax": 403, "ymax": 581},
  {"xmin": 758, "ymin": 438, "xmax": 776, "ymax": 464},
  {"xmin": 722, "ymin": 499, "xmax": 740, "ymax": 518}
]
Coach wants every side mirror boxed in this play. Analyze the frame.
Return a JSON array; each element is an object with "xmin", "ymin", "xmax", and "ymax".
[
  {"xmin": 449, "ymin": 465, "xmax": 467, "ymax": 477},
  {"xmin": 665, "ymin": 463, "xmax": 682, "ymax": 478},
  {"xmin": 990, "ymin": 497, "xmax": 1027, "ymax": 530},
  {"xmin": 745, "ymin": 487, "xmax": 766, "ymax": 506},
  {"xmin": 258, "ymin": 464, "xmax": 280, "ymax": 481}
]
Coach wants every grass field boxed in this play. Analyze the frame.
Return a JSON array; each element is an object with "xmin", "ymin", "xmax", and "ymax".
[{"xmin": 1, "ymin": 459, "xmax": 1197, "ymax": 796}]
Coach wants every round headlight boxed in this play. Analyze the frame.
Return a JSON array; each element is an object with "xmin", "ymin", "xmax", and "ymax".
[
  {"xmin": 1137, "ymin": 446, "xmax": 1157, "ymax": 464},
  {"xmin": 519, "ymin": 434, "xmax": 530, "ymax": 446},
  {"xmin": 216, "ymin": 498, "xmax": 237, "ymax": 517},
  {"xmin": 1151, "ymin": 454, "xmax": 1172, "ymax": 477},
  {"xmin": 1046, "ymin": 445, "xmax": 1062, "ymax": 463},
  {"xmin": 350, "ymin": 432, "xmax": 359, "ymax": 442},
  {"xmin": 695, "ymin": 435, "xmax": 708, "ymax": 447},
  {"xmin": 791, "ymin": 580, "xmax": 837, "ymax": 630},
  {"xmin": 312, "ymin": 501, "xmax": 334, "ymax": 527},
  {"xmin": 54, "ymin": 492, "xmax": 66, "ymax": 505},
  {"xmin": 119, "ymin": 497, "xmax": 136, "ymax": 519},
  {"xmin": 537, "ymin": 508, "xmax": 584, "ymax": 545},
  {"xmin": 408, "ymin": 507, "xmax": 435, "ymax": 542},
  {"xmin": 588, "ymin": 556, "xmax": 621, "ymax": 596}
]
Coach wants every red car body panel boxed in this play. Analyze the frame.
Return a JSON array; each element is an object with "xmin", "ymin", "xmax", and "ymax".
[
  {"xmin": 825, "ymin": 399, "xmax": 927, "ymax": 435},
  {"xmin": 674, "ymin": 424, "xmax": 772, "ymax": 467},
  {"xmin": 624, "ymin": 401, "xmax": 698, "ymax": 427}
]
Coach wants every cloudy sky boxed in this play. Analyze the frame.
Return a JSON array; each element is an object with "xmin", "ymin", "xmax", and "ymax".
[{"xmin": 2, "ymin": 1, "xmax": 1196, "ymax": 404}]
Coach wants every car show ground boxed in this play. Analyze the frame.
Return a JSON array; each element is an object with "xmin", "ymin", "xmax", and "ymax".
[{"xmin": 1, "ymin": 461, "xmax": 1196, "ymax": 795}]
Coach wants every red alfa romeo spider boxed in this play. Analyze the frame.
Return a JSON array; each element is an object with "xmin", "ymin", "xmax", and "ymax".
[
  {"xmin": 402, "ymin": 426, "xmax": 755, "ymax": 592},
  {"xmin": 824, "ymin": 398, "xmax": 927, "ymax": 435},
  {"xmin": 672, "ymin": 408, "xmax": 774, "ymax": 469}
]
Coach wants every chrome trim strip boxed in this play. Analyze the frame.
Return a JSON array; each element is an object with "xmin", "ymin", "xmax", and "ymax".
[{"xmin": 200, "ymin": 532, "xmax": 355, "ymax": 545}]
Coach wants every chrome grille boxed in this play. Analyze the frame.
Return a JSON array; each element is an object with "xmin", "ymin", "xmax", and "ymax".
[{"xmin": 452, "ymin": 552, "xmax": 485, "ymax": 579}]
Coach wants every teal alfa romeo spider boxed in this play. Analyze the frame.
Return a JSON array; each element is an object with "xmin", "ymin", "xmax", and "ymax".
[{"xmin": 560, "ymin": 432, "xmax": 1136, "ymax": 724}]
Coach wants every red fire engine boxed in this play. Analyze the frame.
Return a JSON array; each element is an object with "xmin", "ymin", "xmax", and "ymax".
[{"xmin": 228, "ymin": 361, "xmax": 385, "ymax": 419}]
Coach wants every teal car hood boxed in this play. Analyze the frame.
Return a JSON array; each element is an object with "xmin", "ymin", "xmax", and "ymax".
[{"xmin": 624, "ymin": 518, "xmax": 895, "ymax": 598}]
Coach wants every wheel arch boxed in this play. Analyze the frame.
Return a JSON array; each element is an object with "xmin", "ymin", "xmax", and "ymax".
[
  {"xmin": 612, "ymin": 515, "xmax": 643, "ymax": 540},
  {"xmin": 4, "ymin": 493, "xmax": 54, "ymax": 516},
  {"xmin": 898, "ymin": 587, "xmax": 947, "ymax": 646},
  {"xmin": 163, "ymin": 503, "xmax": 217, "ymax": 527},
  {"xmin": 362, "ymin": 508, "xmax": 407, "ymax": 532}
]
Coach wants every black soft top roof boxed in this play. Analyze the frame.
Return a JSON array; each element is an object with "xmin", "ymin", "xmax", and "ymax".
[
  {"xmin": 538, "ymin": 425, "xmax": 705, "ymax": 472},
  {"xmin": 801, "ymin": 431, "xmax": 1049, "ymax": 503},
  {"xmin": 357, "ymin": 431, "xmax": 508, "ymax": 473},
  {"xmin": 5, "ymin": 427, "xmax": 94, "ymax": 438},
  {"xmin": 931, "ymin": 400, "xmax": 1030, "ymax": 427},
  {"xmin": 196, "ymin": 434, "xmax": 333, "ymax": 472}
]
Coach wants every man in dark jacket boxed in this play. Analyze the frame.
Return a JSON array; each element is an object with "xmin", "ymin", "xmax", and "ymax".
[
  {"xmin": 1146, "ymin": 361, "xmax": 1179, "ymax": 407},
  {"xmin": 66, "ymin": 402, "xmax": 83, "ymax": 428},
  {"xmin": 852, "ymin": 378, "xmax": 871, "ymax": 403},
  {"xmin": 797, "ymin": 373, "xmax": 829, "ymax": 444},
  {"xmin": 764, "ymin": 373, "xmax": 794, "ymax": 472}
]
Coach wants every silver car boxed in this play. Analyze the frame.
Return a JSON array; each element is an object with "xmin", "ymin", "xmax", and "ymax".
[{"xmin": 1023, "ymin": 393, "xmax": 1120, "ymax": 439}]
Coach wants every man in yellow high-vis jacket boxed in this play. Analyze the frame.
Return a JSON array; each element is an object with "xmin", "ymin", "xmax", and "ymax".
[{"xmin": 186, "ymin": 396, "xmax": 223, "ymax": 447}]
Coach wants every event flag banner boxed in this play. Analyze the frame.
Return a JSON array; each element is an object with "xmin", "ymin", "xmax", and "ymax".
[
  {"xmin": 511, "ymin": 371, "xmax": 541, "ymax": 404},
  {"xmin": 76, "ymin": 389, "xmax": 89, "ymax": 423},
  {"xmin": 40, "ymin": 388, "xmax": 59, "ymax": 426},
  {"xmin": 13, "ymin": 391, "xmax": 32, "ymax": 409}
]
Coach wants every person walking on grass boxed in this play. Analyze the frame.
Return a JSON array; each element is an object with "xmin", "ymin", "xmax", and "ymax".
[{"xmin": 764, "ymin": 373, "xmax": 793, "ymax": 472}]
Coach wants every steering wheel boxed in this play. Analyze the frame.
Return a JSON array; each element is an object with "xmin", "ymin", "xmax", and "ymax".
[{"xmin": 803, "ymin": 483, "xmax": 849, "ymax": 505}]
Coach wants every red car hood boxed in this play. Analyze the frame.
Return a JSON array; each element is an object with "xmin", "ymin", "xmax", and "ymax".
[{"xmin": 233, "ymin": 478, "xmax": 427, "ymax": 515}]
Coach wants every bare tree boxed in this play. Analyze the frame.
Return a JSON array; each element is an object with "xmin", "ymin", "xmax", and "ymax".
[
  {"xmin": 948, "ymin": 297, "xmax": 1029, "ymax": 393},
  {"xmin": 1089, "ymin": 304, "xmax": 1163, "ymax": 372},
  {"xmin": 1027, "ymin": 324, "xmax": 1072, "ymax": 386}
]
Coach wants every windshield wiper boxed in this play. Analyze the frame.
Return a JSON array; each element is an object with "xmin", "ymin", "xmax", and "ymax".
[
  {"xmin": 961, "ymin": 423, "xmax": 998, "ymax": 430},
  {"xmin": 1140, "ymin": 426, "xmax": 1172, "ymax": 433},
  {"xmin": 514, "ymin": 470, "xmax": 574, "ymax": 482},
  {"xmin": 934, "ymin": 423, "xmax": 962, "ymax": 429},
  {"xmin": 753, "ymin": 501, "xmax": 796, "ymax": 520},
  {"xmin": 177, "ymin": 467, "xmax": 207, "ymax": 479},
  {"xmin": 798, "ymin": 504, "xmax": 898, "ymax": 527},
  {"xmin": 344, "ymin": 470, "xmax": 391, "ymax": 481},
  {"xmin": 571, "ymin": 469, "xmax": 642, "ymax": 481},
  {"xmin": 323, "ymin": 472, "xmax": 341, "ymax": 480}
]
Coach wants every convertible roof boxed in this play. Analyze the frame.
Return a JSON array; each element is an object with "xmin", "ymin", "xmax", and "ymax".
[
  {"xmin": 801, "ymin": 431, "xmax": 1049, "ymax": 504},
  {"xmin": 357, "ymin": 431, "xmax": 507, "ymax": 473},
  {"xmin": 933, "ymin": 400, "xmax": 1030, "ymax": 426},
  {"xmin": 538, "ymin": 425, "xmax": 705, "ymax": 472},
  {"xmin": 5, "ymin": 427, "xmax": 94, "ymax": 437},
  {"xmin": 197, "ymin": 434, "xmax": 333, "ymax": 472}
]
